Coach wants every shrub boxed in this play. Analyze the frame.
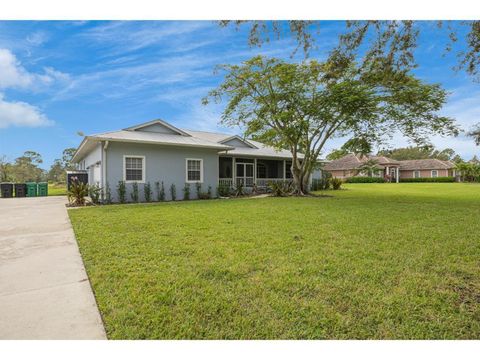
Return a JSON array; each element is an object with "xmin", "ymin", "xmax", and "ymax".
[
  {"xmin": 346, "ymin": 177, "xmax": 385, "ymax": 183},
  {"xmin": 68, "ymin": 180, "xmax": 89, "ymax": 206},
  {"xmin": 195, "ymin": 183, "xmax": 202, "ymax": 199},
  {"xmin": 155, "ymin": 181, "xmax": 166, "ymax": 201},
  {"xmin": 232, "ymin": 182, "xmax": 245, "ymax": 197},
  {"xmin": 88, "ymin": 184, "xmax": 102, "ymax": 204},
  {"xmin": 170, "ymin": 183, "xmax": 177, "ymax": 201},
  {"xmin": 269, "ymin": 180, "xmax": 294, "ymax": 197},
  {"xmin": 311, "ymin": 177, "xmax": 331, "ymax": 190},
  {"xmin": 117, "ymin": 181, "xmax": 126, "ymax": 204},
  {"xmin": 400, "ymin": 177, "xmax": 455, "ymax": 183},
  {"xmin": 131, "ymin": 182, "xmax": 139, "ymax": 202},
  {"xmin": 217, "ymin": 183, "xmax": 231, "ymax": 197},
  {"xmin": 144, "ymin": 182, "xmax": 152, "ymax": 202},
  {"xmin": 331, "ymin": 177, "xmax": 343, "ymax": 190},
  {"xmin": 183, "ymin": 183, "xmax": 191, "ymax": 200},
  {"xmin": 104, "ymin": 182, "xmax": 112, "ymax": 204}
]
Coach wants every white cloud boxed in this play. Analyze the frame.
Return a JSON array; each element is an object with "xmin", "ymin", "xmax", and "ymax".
[
  {"xmin": 26, "ymin": 31, "xmax": 49, "ymax": 47},
  {"xmin": 0, "ymin": 48, "xmax": 70, "ymax": 91},
  {"xmin": 0, "ymin": 93, "xmax": 53, "ymax": 129}
]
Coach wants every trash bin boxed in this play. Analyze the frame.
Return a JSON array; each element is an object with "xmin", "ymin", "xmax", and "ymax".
[
  {"xmin": 1, "ymin": 183, "xmax": 14, "ymax": 198},
  {"xmin": 38, "ymin": 182, "xmax": 48, "ymax": 197},
  {"xmin": 14, "ymin": 183, "xmax": 27, "ymax": 197},
  {"xmin": 26, "ymin": 182, "xmax": 37, "ymax": 197}
]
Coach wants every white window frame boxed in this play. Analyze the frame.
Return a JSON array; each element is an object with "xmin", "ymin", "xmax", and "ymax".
[
  {"xmin": 185, "ymin": 158, "xmax": 204, "ymax": 183},
  {"xmin": 413, "ymin": 170, "xmax": 421, "ymax": 178},
  {"xmin": 123, "ymin": 155, "xmax": 146, "ymax": 183},
  {"xmin": 431, "ymin": 170, "xmax": 438, "ymax": 178}
]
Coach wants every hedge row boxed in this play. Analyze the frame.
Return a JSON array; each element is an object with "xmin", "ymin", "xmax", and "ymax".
[
  {"xmin": 345, "ymin": 177, "xmax": 385, "ymax": 183},
  {"xmin": 399, "ymin": 177, "xmax": 455, "ymax": 183}
]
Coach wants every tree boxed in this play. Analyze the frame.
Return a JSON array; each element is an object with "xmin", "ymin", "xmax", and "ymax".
[
  {"xmin": 378, "ymin": 146, "xmax": 457, "ymax": 161},
  {"xmin": 220, "ymin": 20, "xmax": 480, "ymax": 144},
  {"xmin": 204, "ymin": 56, "xmax": 457, "ymax": 194},
  {"xmin": 61, "ymin": 148, "xmax": 77, "ymax": 170},
  {"xmin": 11, "ymin": 151, "xmax": 45, "ymax": 182},
  {"xmin": 47, "ymin": 159, "xmax": 66, "ymax": 183},
  {"xmin": 326, "ymin": 149, "xmax": 349, "ymax": 160},
  {"xmin": 356, "ymin": 159, "xmax": 382, "ymax": 177},
  {"xmin": 0, "ymin": 156, "xmax": 13, "ymax": 182}
]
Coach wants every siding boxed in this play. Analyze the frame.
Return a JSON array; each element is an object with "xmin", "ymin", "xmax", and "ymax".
[
  {"xmin": 105, "ymin": 142, "xmax": 219, "ymax": 202},
  {"xmin": 78, "ymin": 143, "xmax": 102, "ymax": 186}
]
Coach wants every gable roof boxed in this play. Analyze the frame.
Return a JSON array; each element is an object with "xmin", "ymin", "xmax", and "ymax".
[
  {"xmin": 73, "ymin": 119, "xmax": 307, "ymax": 162},
  {"xmin": 123, "ymin": 119, "xmax": 191, "ymax": 136},
  {"xmin": 398, "ymin": 159, "xmax": 455, "ymax": 170}
]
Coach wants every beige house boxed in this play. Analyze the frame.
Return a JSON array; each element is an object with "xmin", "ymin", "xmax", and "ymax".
[{"xmin": 324, "ymin": 154, "xmax": 456, "ymax": 182}]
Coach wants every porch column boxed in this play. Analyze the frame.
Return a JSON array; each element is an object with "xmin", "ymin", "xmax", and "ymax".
[
  {"xmin": 396, "ymin": 167, "xmax": 399, "ymax": 183},
  {"xmin": 283, "ymin": 160, "xmax": 286, "ymax": 180},
  {"xmin": 386, "ymin": 166, "xmax": 389, "ymax": 181},
  {"xmin": 232, "ymin": 157, "xmax": 236, "ymax": 185},
  {"xmin": 254, "ymin": 158, "xmax": 257, "ymax": 185}
]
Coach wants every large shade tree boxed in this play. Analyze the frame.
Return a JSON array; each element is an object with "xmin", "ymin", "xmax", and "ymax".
[
  {"xmin": 204, "ymin": 56, "xmax": 458, "ymax": 194},
  {"xmin": 220, "ymin": 20, "xmax": 480, "ymax": 144}
]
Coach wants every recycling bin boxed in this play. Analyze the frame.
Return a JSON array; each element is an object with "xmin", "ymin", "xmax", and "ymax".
[
  {"xmin": 26, "ymin": 182, "xmax": 37, "ymax": 197},
  {"xmin": 14, "ymin": 183, "xmax": 27, "ymax": 197},
  {"xmin": 37, "ymin": 182, "xmax": 48, "ymax": 196},
  {"xmin": 1, "ymin": 183, "xmax": 14, "ymax": 198}
]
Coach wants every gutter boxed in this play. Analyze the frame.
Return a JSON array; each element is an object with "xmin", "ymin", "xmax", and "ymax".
[{"xmin": 102, "ymin": 140, "xmax": 109, "ymax": 200}]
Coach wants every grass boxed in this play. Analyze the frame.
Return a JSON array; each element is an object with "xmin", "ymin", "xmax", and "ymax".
[
  {"xmin": 48, "ymin": 183, "xmax": 67, "ymax": 196},
  {"xmin": 68, "ymin": 183, "xmax": 480, "ymax": 339}
]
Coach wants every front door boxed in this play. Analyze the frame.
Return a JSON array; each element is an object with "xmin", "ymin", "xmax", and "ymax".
[
  {"xmin": 390, "ymin": 167, "xmax": 397, "ymax": 182},
  {"xmin": 236, "ymin": 163, "xmax": 254, "ymax": 187}
]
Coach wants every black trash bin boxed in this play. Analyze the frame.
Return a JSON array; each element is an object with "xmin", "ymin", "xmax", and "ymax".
[
  {"xmin": 1, "ymin": 183, "xmax": 14, "ymax": 198},
  {"xmin": 14, "ymin": 183, "xmax": 27, "ymax": 197}
]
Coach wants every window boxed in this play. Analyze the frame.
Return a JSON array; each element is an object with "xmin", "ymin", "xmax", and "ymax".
[
  {"xmin": 186, "ymin": 158, "xmax": 203, "ymax": 183},
  {"xmin": 124, "ymin": 156, "xmax": 145, "ymax": 182},
  {"xmin": 413, "ymin": 170, "xmax": 421, "ymax": 178},
  {"xmin": 431, "ymin": 170, "xmax": 438, "ymax": 178}
]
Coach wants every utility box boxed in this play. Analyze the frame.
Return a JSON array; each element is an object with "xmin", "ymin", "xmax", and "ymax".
[
  {"xmin": 26, "ymin": 182, "xmax": 37, "ymax": 197},
  {"xmin": 67, "ymin": 171, "xmax": 88, "ymax": 190},
  {"xmin": 14, "ymin": 183, "xmax": 27, "ymax": 197},
  {"xmin": 1, "ymin": 183, "xmax": 14, "ymax": 198},
  {"xmin": 38, "ymin": 182, "xmax": 48, "ymax": 197}
]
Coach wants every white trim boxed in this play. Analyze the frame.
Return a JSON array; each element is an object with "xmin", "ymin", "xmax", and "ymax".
[
  {"xmin": 431, "ymin": 170, "xmax": 438, "ymax": 178},
  {"xmin": 124, "ymin": 119, "xmax": 191, "ymax": 136},
  {"xmin": 123, "ymin": 155, "xmax": 146, "ymax": 183},
  {"xmin": 185, "ymin": 158, "xmax": 204, "ymax": 183},
  {"xmin": 413, "ymin": 170, "xmax": 421, "ymax": 178}
]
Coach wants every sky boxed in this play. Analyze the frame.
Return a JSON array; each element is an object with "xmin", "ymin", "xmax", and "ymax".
[{"xmin": 0, "ymin": 20, "xmax": 479, "ymax": 169}]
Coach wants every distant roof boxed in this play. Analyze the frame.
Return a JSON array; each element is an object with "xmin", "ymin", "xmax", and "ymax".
[
  {"xmin": 324, "ymin": 153, "xmax": 455, "ymax": 171},
  {"xmin": 398, "ymin": 159, "xmax": 455, "ymax": 170},
  {"xmin": 324, "ymin": 154, "xmax": 398, "ymax": 171}
]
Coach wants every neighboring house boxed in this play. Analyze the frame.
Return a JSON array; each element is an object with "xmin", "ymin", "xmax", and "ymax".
[
  {"xmin": 72, "ymin": 119, "xmax": 323, "ymax": 201},
  {"xmin": 324, "ymin": 154, "xmax": 456, "ymax": 182}
]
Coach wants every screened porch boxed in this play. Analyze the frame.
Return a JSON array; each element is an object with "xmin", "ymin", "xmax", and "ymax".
[{"xmin": 219, "ymin": 157, "xmax": 293, "ymax": 188}]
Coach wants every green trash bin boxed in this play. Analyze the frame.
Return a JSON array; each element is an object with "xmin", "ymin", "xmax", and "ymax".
[
  {"xmin": 38, "ymin": 182, "xmax": 48, "ymax": 197},
  {"xmin": 26, "ymin": 182, "xmax": 37, "ymax": 197}
]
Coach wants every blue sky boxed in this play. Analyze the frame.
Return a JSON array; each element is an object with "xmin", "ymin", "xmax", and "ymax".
[{"xmin": 0, "ymin": 20, "xmax": 479, "ymax": 168}]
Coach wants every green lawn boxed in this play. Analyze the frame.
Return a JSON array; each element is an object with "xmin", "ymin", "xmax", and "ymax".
[
  {"xmin": 48, "ymin": 183, "xmax": 67, "ymax": 196},
  {"xmin": 68, "ymin": 183, "xmax": 480, "ymax": 339}
]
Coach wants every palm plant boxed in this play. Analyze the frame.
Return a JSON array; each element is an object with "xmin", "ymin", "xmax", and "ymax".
[
  {"xmin": 68, "ymin": 180, "xmax": 89, "ymax": 206},
  {"xmin": 357, "ymin": 159, "xmax": 382, "ymax": 177}
]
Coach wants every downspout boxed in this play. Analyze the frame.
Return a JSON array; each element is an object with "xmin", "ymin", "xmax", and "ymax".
[{"xmin": 102, "ymin": 141, "xmax": 109, "ymax": 201}]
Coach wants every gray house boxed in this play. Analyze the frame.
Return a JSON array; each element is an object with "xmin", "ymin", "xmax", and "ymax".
[{"xmin": 72, "ymin": 119, "xmax": 323, "ymax": 201}]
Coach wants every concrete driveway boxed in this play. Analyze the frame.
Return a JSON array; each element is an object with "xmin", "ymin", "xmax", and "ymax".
[{"xmin": 0, "ymin": 196, "xmax": 106, "ymax": 339}]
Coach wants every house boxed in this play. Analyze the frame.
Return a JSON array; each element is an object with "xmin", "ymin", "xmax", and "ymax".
[
  {"xmin": 324, "ymin": 154, "xmax": 456, "ymax": 182},
  {"xmin": 72, "ymin": 119, "xmax": 323, "ymax": 201}
]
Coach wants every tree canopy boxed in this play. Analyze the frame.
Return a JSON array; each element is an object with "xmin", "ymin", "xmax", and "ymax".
[
  {"xmin": 204, "ymin": 55, "xmax": 458, "ymax": 194},
  {"xmin": 378, "ymin": 146, "xmax": 458, "ymax": 161}
]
